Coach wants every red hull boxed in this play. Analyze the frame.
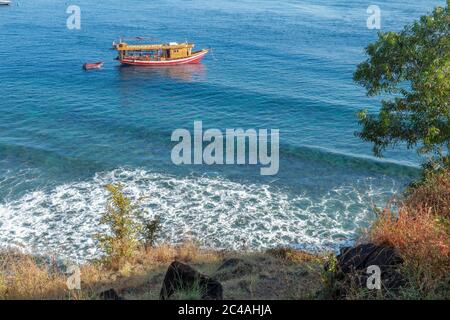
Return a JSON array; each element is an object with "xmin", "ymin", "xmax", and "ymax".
[{"xmin": 120, "ymin": 49, "xmax": 208, "ymax": 66}]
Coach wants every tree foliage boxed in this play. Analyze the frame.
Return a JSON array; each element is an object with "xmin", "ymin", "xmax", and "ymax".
[
  {"xmin": 141, "ymin": 215, "xmax": 162, "ymax": 249},
  {"xmin": 354, "ymin": 4, "xmax": 449, "ymax": 169}
]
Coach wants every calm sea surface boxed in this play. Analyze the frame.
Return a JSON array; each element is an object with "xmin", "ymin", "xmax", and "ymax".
[{"xmin": 0, "ymin": 0, "xmax": 444, "ymax": 261}]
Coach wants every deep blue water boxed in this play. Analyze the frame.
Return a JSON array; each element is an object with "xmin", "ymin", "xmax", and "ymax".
[{"xmin": 0, "ymin": 0, "xmax": 443, "ymax": 261}]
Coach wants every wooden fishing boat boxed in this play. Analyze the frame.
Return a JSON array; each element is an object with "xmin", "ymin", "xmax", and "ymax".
[
  {"xmin": 113, "ymin": 39, "xmax": 208, "ymax": 66},
  {"xmin": 83, "ymin": 62, "xmax": 104, "ymax": 70}
]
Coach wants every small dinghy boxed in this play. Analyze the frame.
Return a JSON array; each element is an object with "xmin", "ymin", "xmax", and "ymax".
[
  {"xmin": 0, "ymin": 1, "xmax": 11, "ymax": 5},
  {"xmin": 83, "ymin": 62, "xmax": 104, "ymax": 70}
]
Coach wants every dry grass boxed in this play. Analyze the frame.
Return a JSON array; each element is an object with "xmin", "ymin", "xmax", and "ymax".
[
  {"xmin": 0, "ymin": 252, "xmax": 72, "ymax": 300},
  {"xmin": 368, "ymin": 168, "xmax": 450, "ymax": 297},
  {"xmin": 266, "ymin": 247, "xmax": 323, "ymax": 264},
  {"xmin": 405, "ymin": 169, "xmax": 450, "ymax": 217},
  {"xmin": 0, "ymin": 242, "xmax": 218, "ymax": 300},
  {"xmin": 370, "ymin": 205, "xmax": 450, "ymax": 277},
  {"xmin": 0, "ymin": 243, "xmax": 323, "ymax": 300}
]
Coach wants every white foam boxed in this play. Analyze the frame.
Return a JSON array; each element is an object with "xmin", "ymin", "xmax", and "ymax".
[{"xmin": 0, "ymin": 168, "xmax": 395, "ymax": 262}]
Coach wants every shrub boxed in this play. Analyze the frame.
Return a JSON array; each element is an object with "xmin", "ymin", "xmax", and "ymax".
[
  {"xmin": 405, "ymin": 168, "xmax": 450, "ymax": 217},
  {"xmin": 371, "ymin": 205, "xmax": 450, "ymax": 276},
  {"xmin": 140, "ymin": 215, "xmax": 162, "ymax": 250},
  {"xmin": 96, "ymin": 184, "xmax": 142, "ymax": 269},
  {"xmin": 369, "ymin": 169, "xmax": 450, "ymax": 297}
]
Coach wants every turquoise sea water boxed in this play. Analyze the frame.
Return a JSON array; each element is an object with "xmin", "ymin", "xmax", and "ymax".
[{"xmin": 0, "ymin": 0, "xmax": 444, "ymax": 261}]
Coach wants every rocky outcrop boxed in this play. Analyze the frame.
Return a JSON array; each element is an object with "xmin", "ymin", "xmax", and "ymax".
[
  {"xmin": 329, "ymin": 243, "xmax": 406, "ymax": 296},
  {"xmin": 160, "ymin": 261, "xmax": 223, "ymax": 300},
  {"xmin": 337, "ymin": 243, "xmax": 403, "ymax": 273}
]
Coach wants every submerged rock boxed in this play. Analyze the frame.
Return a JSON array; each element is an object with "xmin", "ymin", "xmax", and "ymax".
[{"xmin": 160, "ymin": 261, "xmax": 223, "ymax": 300}]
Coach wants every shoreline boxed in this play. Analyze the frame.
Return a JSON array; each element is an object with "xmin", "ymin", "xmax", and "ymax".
[{"xmin": 1, "ymin": 168, "xmax": 448, "ymax": 300}]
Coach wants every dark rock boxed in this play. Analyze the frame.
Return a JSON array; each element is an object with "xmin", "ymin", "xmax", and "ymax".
[
  {"xmin": 337, "ymin": 243, "xmax": 403, "ymax": 273},
  {"xmin": 99, "ymin": 288, "xmax": 124, "ymax": 300},
  {"xmin": 334, "ymin": 243, "xmax": 406, "ymax": 292},
  {"xmin": 160, "ymin": 261, "xmax": 223, "ymax": 300}
]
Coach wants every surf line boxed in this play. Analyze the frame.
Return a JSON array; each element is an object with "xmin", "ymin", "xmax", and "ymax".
[{"xmin": 171, "ymin": 121, "xmax": 279, "ymax": 175}]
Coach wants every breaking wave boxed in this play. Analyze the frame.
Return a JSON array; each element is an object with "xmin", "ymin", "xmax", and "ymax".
[{"xmin": 0, "ymin": 168, "xmax": 398, "ymax": 262}]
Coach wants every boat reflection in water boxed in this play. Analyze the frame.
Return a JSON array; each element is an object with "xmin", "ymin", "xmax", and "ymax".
[{"xmin": 118, "ymin": 63, "xmax": 206, "ymax": 82}]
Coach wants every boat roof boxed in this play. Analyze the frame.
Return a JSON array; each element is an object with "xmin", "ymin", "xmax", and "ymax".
[{"xmin": 114, "ymin": 42, "xmax": 194, "ymax": 51}]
